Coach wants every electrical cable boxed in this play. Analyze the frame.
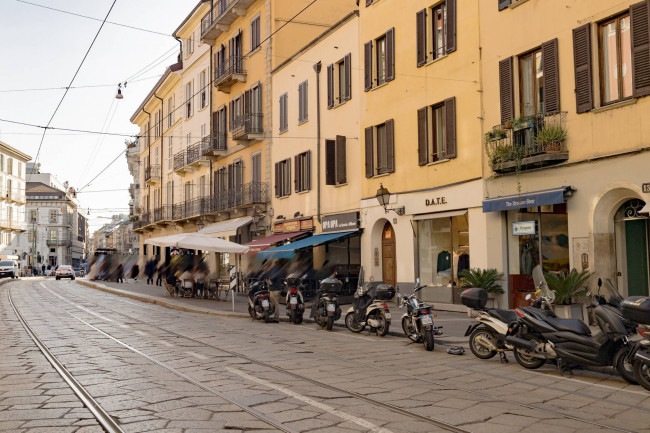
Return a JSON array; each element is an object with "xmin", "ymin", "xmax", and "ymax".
[
  {"xmin": 78, "ymin": 149, "xmax": 128, "ymax": 192},
  {"xmin": 0, "ymin": 118, "xmax": 135, "ymax": 137},
  {"xmin": 15, "ymin": 0, "xmax": 172, "ymax": 37},
  {"xmin": 31, "ymin": 0, "xmax": 118, "ymax": 172},
  {"xmin": 76, "ymin": 97, "xmax": 119, "ymax": 186},
  {"xmin": 0, "ymin": 74, "xmax": 162, "ymax": 93},
  {"xmin": 124, "ymin": 46, "xmax": 179, "ymax": 83}
]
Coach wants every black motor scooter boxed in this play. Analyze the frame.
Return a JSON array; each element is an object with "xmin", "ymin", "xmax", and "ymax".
[
  {"xmin": 284, "ymin": 277, "xmax": 305, "ymax": 324},
  {"xmin": 506, "ymin": 266, "xmax": 638, "ymax": 383},
  {"xmin": 311, "ymin": 277, "xmax": 342, "ymax": 331},
  {"xmin": 247, "ymin": 279, "xmax": 275, "ymax": 323}
]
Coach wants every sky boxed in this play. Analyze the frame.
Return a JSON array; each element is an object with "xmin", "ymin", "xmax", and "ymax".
[{"xmin": 0, "ymin": 0, "xmax": 198, "ymax": 232}]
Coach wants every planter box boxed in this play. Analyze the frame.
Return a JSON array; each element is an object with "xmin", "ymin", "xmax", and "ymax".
[
  {"xmin": 513, "ymin": 120, "xmax": 535, "ymax": 131},
  {"xmin": 552, "ymin": 303, "xmax": 584, "ymax": 321}
]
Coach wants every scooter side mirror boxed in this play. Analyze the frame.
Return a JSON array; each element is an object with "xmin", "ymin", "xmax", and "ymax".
[{"xmin": 525, "ymin": 294, "xmax": 532, "ymax": 301}]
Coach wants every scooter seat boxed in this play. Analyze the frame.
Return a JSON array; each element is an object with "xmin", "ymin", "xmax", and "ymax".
[
  {"xmin": 544, "ymin": 316, "xmax": 591, "ymax": 336},
  {"xmin": 487, "ymin": 308, "xmax": 518, "ymax": 324}
]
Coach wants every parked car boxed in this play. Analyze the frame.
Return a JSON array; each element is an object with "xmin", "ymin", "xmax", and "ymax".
[
  {"xmin": 55, "ymin": 265, "xmax": 75, "ymax": 280},
  {"xmin": 0, "ymin": 260, "xmax": 19, "ymax": 279}
]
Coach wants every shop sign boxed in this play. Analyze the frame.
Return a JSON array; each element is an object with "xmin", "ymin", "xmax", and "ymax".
[
  {"xmin": 425, "ymin": 197, "xmax": 447, "ymax": 206},
  {"xmin": 512, "ymin": 221, "xmax": 536, "ymax": 236},
  {"xmin": 643, "ymin": 183, "xmax": 650, "ymax": 193},
  {"xmin": 274, "ymin": 218, "xmax": 314, "ymax": 234},
  {"xmin": 322, "ymin": 212, "xmax": 359, "ymax": 233}
]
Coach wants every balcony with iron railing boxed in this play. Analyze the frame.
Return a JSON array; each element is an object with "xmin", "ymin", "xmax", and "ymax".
[
  {"xmin": 201, "ymin": 132, "xmax": 227, "ymax": 158},
  {"xmin": 47, "ymin": 237, "xmax": 72, "ymax": 247},
  {"xmin": 144, "ymin": 164, "xmax": 161, "ymax": 185},
  {"xmin": 212, "ymin": 182, "xmax": 269, "ymax": 213},
  {"xmin": 140, "ymin": 211, "xmax": 151, "ymax": 229},
  {"xmin": 172, "ymin": 197, "xmax": 212, "ymax": 222},
  {"xmin": 153, "ymin": 205, "xmax": 173, "ymax": 224},
  {"xmin": 200, "ymin": 0, "xmax": 256, "ymax": 44},
  {"xmin": 485, "ymin": 112, "xmax": 568, "ymax": 174},
  {"xmin": 232, "ymin": 113, "xmax": 263, "ymax": 141},
  {"xmin": 173, "ymin": 150, "xmax": 187, "ymax": 174},
  {"xmin": 214, "ymin": 55, "xmax": 246, "ymax": 92}
]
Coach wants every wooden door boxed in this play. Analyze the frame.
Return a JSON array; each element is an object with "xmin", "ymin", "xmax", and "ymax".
[{"xmin": 382, "ymin": 223, "xmax": 396, "ymax": 287}]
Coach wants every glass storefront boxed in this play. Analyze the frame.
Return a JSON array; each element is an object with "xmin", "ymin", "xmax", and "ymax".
[{"xmin": 416, "ymin": 212, "xmax": 470, "ymax": 304}]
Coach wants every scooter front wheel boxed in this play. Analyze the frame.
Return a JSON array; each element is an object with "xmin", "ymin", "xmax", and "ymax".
[
  {"xmin": 264, "ymin": 310, "xmax": 270, "ymax": 323},
  {"xmin": 402, "ymin": 316, "xmax": 421, "ymax": 342},
  {"xmin": 376, "ymin": 313, "xmax": 389, "ymax": 337},
  {"xmin": 289, "ymin": 310, "xmax": 296, "ymax": 324},
  {"xmin": 248, "ymin": 305, "xmax": 255, "ymax": 319},
  {"xmin": 615, "ymin": 346, "xmax": 638, "ymax": 385},
  {"xmin": 345, "ymin": 312, "xmax": 365, "ymax": 333},
  {"xmin": 634, "ymin": 359, "xmax": 650, "ymax": 391},
  {"xmin": 295, "ymin": 314, "xmax": 303, "ymax": 324},
  {"xmin": 469, "ymin": 327, "xmax": 498, "ymax": 360},
  {"xmin": 326, "ymin": 316, "xmax": 334, "ymax": 331}
]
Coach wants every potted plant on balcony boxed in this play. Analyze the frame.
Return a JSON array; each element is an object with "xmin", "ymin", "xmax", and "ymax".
[
  {"xmin": 458, "ymin": 268, "xmax": 505, "ymax": 310},
  {"xmin": 512, "ymin": 114, "xmax": 535, "ymax": 131},
  {"xmin": 535, "ymin": 123, "xmax": 567, "ymax": 153},
  {"xmin": 545, "ymin": 268, "xmax": 591, "ymax": 320}
]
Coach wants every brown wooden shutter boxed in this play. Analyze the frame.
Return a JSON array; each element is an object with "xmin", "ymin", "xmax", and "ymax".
[
  {"xmin": 366, "ymin": 0, "xmax": 373, "ymax": 5},
  {"xmin": 287, "ymin": 158, "xmax": 291, "ymax": 195},
  {"xmin": 256, "ymin": 83, "xmax": 262, "ymax": 113},
  {"xmin": 386, "ymin": 119, "xmax": 395, "ymax": 173},
  {"xmin": 344, "ymin": 53, "xmax": 351, "ymax": 101},
  {"xmin": 364, "ymin": 41, "xmax": 373, "ymax": 91},
  {"xmin": 542, "ymin": 38, "xmax": 560, "ymax": 113},
  {"xmin": 294, "ymin": 155, "xmax": 299, "ymax": 191},
  {"xmin": 336, "ymin": 135, "xmax": 347, "ymax": 185},
  {"xmin": 274, "ymin": 163, "xmax": 279, "ymax": 197},
  {"xmin": 416, "ymin": 9, "xmax": 427, "ymax": 67},
  {"xmin": 306, "ymin": 150, "xmax": 311, "ymax": 190},
  {"xmin": 229, "ymin": 100, "xmax": 234, "ymax": 130},
  {"xmin": 631, "ymin": 0, "xmax": 650, "ymax": 97},
  {"xmin": 573, "ymin": 24, "xmax": 593, "ymax": 113},
  {"xmin": 326, "ymin": 140, "xmax": 335, "ymax": 185},
  {"xmin": 327, "ymin": 64, "xmax": 334, "ymax": 108},
  {"xmin": 446, "ymin": 0, "xmax": 456, "ymax": 54},
  {"xmin": 212, "ymin": 110, "xmax": 219, "ymax": 134},
  {"xmin": 498, "ymin": 0, "xmax": 510, "ymax": 11},
  {"xmin": 444, "ymin": 97, "xmax": 457, "ymax": 159},
  {"xmin": 365, "ymin": 126, "xmax": 374, "ymax": 178},
  {"xmin": 386, "ymin": 28, "xmax": 395, "ymax": 82},
  {"xmin": 499, "ymin": 57, "xmax": 515, "ymax": 123},
  {"xmin": 417, "ymin": 107, "xmax": 428, "ymax": 166}
]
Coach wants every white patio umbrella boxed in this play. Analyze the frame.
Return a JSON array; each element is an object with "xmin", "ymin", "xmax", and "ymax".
[{"xmin": 144, "ymin": 232, "xmax": 249, "ymax": 254}]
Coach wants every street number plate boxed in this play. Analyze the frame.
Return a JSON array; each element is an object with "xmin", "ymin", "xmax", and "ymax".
[
  {"xmin": 261, "ymin": 299, "xmax": 269, "ymax": 308},
  {"xmin": 326, "ymin": 303, "xmax": 336, "ymax": 312},
  {"xmin": 421, "ymin": 315, "xmax": 433, "ymax": 325},
  {"xmin": 290, "ymin": 297, "xmax": 298, "ymax": 305}
]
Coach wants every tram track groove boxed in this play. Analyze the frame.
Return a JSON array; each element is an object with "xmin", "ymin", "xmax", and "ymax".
[{"xmin": 45, "ymin": 281, "xmax": 641, "ymax": 433}]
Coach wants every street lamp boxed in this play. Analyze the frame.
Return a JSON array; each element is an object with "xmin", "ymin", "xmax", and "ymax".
[{"xmin": 375, "ymin": 184, "xmax": 405, "ymax": 215}]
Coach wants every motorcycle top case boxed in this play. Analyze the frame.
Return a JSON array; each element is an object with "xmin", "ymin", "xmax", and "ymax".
[
  {"xmin": 319, "ymin": 277, "xmax": 343, "ymax": 294},
  {"xmin": 374, "ymin": 284, "xmax": 396, "ymax": 301},
  {"xmin": 460, "ymin": 288, "xmax": 488, "ymax": 309},
  {"xmin": 621, "ymin": 296, "xmax": 650, "ymax": 325}
]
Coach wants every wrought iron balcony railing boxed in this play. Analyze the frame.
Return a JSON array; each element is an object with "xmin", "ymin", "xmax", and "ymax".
[
  {"xmin": 212, "ymin": 182, "xmax": 269, "ymax": 212},
  {"xmin": 201, "ymin": 132, "xmax": 227, "ymax": 156},
  {"xmin": 485, "ymin": 112, "xmax": 568, "ymax": 174},
  {"xmin": 214, "ymin": 55, "xmax": 246, "ymax": 91},
  {"xmin": 232, "ymin": 113, "xmax": 263, "ymax": 140},
  {"xmin": 173, "ymin": 151, "xmax": 186, "ymax": 172},
  {"xmin": 144, "ymin": 164, "xmax": 161, "ymax": 183}
]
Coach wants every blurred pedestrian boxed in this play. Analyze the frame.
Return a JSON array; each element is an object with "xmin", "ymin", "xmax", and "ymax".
[
  {"xmin": 130, "ymin": 263, "xmax": 139, "ymax": 282},
  {"xmin": 145, "ymin": 259, "xmax": 155, "ymax": 285},
  {"xmin": 41, "ymin": 263, "xmax": 45, "ymax": 276},
  {"xmin": 155, "ymin": 262, "xmax": 164, "ymax": 287},
  {"xmin": 116, "ymin": 264, "xmax": 124, "ymax": 283}
]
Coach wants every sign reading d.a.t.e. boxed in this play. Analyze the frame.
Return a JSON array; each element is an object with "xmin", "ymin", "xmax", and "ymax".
[{"xmin": 643, "ymin": 183, "xmax": 650, "ymax": 194}]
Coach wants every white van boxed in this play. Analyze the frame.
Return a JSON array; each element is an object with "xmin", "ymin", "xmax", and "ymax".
[{"xmin": 0, "ymin": 260, "xmax": 19, "ymax": 279}]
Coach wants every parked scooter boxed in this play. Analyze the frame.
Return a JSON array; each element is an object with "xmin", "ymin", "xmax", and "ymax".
[
  {"xmin": 506, "ymin": 266, "xmax": 638, "ymax": 384},
  {"xmin": 345, "ymin": 271, "xmax": 394, "ymax": 336},
  {"xmin": 311, "ymin": 277, "xmax": 342, "ymax": 330},
  {"xmin": 284, "ymin": 277, "xmax": 305, "ymax": 324},
  {"xmin": 247, "ymin": 279, "xmax": 275, "ymax": 322},
  {"xmin": 461, "ymin": 287, "xmax": 554, "ymax": 360},
  {"xmin": 621, "ymin": 296, "xmax": 650, "ymax": 391},
  {"xmin": 398, "ymin": 278, "xmax": 442, "ymax": 351}
]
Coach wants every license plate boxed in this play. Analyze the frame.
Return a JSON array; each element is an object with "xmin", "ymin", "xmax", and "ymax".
[
  {"xmin": 261, "ymin": 299, "xmax": 269, "ymax": 308},
  {"xmin": 421, "ymin": 315, "xmax": 433, "ymax": 325},
  {"xmin": 384, "ymin": 312, "xmax": 391, "ymax": 320},
  {"xmin": 326, "ymin": 303, "xmax": 336, "ymax": 312},
  {"xmin": 290, "ymin": 297, "xmax": 298, "ymax": 305}
]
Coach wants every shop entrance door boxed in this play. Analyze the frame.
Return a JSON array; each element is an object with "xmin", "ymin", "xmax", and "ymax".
[
  {"xmin": 382, "ymin": 223, "xmax": 396, "ymax": 287},
  {"xmin": 625, "ymin": 219, "xmax": 649, "ymax": 296}
]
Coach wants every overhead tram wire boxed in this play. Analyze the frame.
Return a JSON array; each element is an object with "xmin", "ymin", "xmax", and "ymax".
[
  {"xmin": 78, "ymin": 149, "xmax": 128, "ymax": 192},
  {"xmin": 30, "ymin": 0, "xmax": 118, "ymax": 173},
  {"xmin": 0, "ymin": 118, "xmax": 135, "ymax": 137},
  {"xmin": 16, "ymin": 0, "xmax": 172, "ymax": 37},
  {"xmin": 0, "ymin": 74, "xmax": 163, "ymax": 93}
]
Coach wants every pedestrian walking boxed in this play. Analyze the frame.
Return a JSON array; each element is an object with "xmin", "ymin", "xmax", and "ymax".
[
  {"xmin": 41, "ymin": 263, "xmax": 45, "ymax": 276},
  {"xmin": 130, "ymin": 263, "xmax": 139, "ymax": 282},
  {"xmin": 145, "ymin": 259, "xmax": 155, "ymax": 285},
  {"xmin": 155, "ymin": 262, "xmax": 164, "ymax": 287},
  {"xmin": 116, "ymin": 264, "xmax": 124, "ymax": 283}
]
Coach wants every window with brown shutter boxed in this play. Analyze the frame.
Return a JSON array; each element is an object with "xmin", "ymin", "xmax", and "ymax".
[
  {"xmin": 325, "ymin": 136, "xmax": 347, "ymax": 186},
  {"xmin": 416, "ymin": 9, "xmax": 427, "ymax": 67},
  {"xmin": 327, "ymin": 64, "xmax": 334, "ymax": 108},
  {"xmin": 365, "ymin": 127, "xmax": 374, "ymax": 178},
  {"xmin": 542, "ymin": 39, "xmax": 560, "ymax": 113},
  {"xmin": 344, "ymin": 53, "xmax": 351, "ymax": 101},
  {"xmin": 599, "ymin": 12, "xmax": 635, "ymax": 103},
  {"xmin": 364, "ymin": 41, "xmax": 373, "ymax": 91},
  {"xmin": 444, "ymin": 97, "xmax": 457, "ymax": 158},
  {"xmin": 417, "ymin": 107, "xmax": 428, "ymax": 165},
  {"xmin": 279, "ymin": 93, "xmax": 288, "ymax": 133},
  {"xmin": 573, "ymin": 23, "xmax": 593, "ymax": 113},
  {"xmin": 295, "ymin": 151, "xmax": 311, "ymax": 192},
  {"xmin": 446, "ymin": 0, "xmax": 456, "ymax": 54},
  {"xmin": 417, "ymin": 98, "xmax": 457, "ymax": 165},
  {"xmin": 386, "ymin": 28, "xmax": 395, "ymax": 82},
  {"xmin": 499, "ymin": 57, "xmax": 515, "ymax": 123},
  {"xmin": 386, "ymin": 119, "xmax": 395, "ymax": 173},
  {"xmin": 336, "ymin": 135, "xmax": 347, "ymax": 185},
  {"xmin": 630, "ymin": 1, "xmax": 650, "ymax": 98},
  {"xmin": 325, "ymin": 140, "xmax": 336, "ymax": 185},
  {"xmin": 329, "ymin": 54, "xmax": 352, "ymax": 108},
  {"xmin": 275, "ymin": 159, "xmax": 291, "ymax": 197},
  {"xmin": 298, "ymin": 81, "xmax": 308, "ymax": 123},
  {"xmin": 416, "ymin": 1, "xmax": 455, "ymax": 67},
  {"xmin": 519, "ymin": 48, "xmax": 543, "ymax": 117}
]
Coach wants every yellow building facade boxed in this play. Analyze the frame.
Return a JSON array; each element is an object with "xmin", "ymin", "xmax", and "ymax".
[
  {"xmin": 358, "ymin": 0, "xmax": 486, "ymax": 307},
  {"xmin": 481, "ymin": 0, "xmax": 650, "ymax": 306}
]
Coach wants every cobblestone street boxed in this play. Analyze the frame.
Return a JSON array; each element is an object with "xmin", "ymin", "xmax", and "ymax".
[{"xmin": 2, "ymin": 278, "xmax": 650, "ymax": 433}]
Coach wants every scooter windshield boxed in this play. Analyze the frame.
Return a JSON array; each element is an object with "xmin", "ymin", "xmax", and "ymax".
[
  {"xmin": 601, "ymin": 278, "xmax": 624, "ymax": 306},
  {"xmin": 532, "ymin": 265, "xmax": 556, "ymax": 304}
]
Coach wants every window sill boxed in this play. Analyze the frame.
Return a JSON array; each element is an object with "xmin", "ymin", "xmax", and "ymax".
[
  {"xmin": 592, "ymin": 98, "xmax": 637, "ymax": 114},
  {"xmin": 296, "ymin": 189, "xmax": 310, "ymax": 195},
  {"xmin": 279, "ymin": 129, "xmax": 288, "ymax": 135},
  {"xmin": 249, "ymin": 46, "xmax": 261, "ymax": 56},
  {"xmin": 334, "ymin": 182, "xmax": 348, "ymax": 188},
  {"xmin": 372, "ymin": 172, "xmax": 392, "ymax": 179},
  {"xmin": 509, "ymin": 0, "xmax": 531, "ymax": 9},
  {"xmin": 298, "ymin": 119, "xmax": 309, "ymax": 126},
  {"xmin": 198, "ymin": 105, "xmax": 209, "ymax": 113},
  {"xmin": 369, "ymin": 81, "xmax": 390, "ymax": 92},
  {"xmin": 276, "ymin": 194, "xmax": 290, "ymax": 200},
  {"xmin": 421, "ymin": 54, "xmax": 448, "ymax": 68},
  {"xmin": 425, "ymin": 158, "xmax": 451, "ymax": 167},
  {"xmin": 330, "ymin": 99, "xmax": 350, "ymax": 110}
]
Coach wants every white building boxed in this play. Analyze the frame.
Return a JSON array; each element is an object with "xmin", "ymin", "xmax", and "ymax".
[{"xmin": 0, "ymin": 141, "xmax": 31, "ymax": 264}]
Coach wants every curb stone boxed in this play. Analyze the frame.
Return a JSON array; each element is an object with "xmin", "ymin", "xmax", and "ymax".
[{"xmin": 77, "ymin": 279, "xmax": 469, "ymax": 345}]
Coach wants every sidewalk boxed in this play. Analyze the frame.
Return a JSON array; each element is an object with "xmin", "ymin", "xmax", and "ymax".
[{"xmin": 76, "ymin": 278, "xmax": 471, "ymax": 344}]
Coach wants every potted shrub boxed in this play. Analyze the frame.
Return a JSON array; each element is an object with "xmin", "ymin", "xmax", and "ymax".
[
  {"xmin": 458, "ymin": 268, "xmax": 504, "ymax": 310},
  {"xmin": 535, "ymin": 123, "xmax": 567, "ymax": 152},
  {"xmin": 513, "ymin": 115, "xmax": 535, "ymax": 131},
  {"xmin": 545, "ymin": 269, "xmax": 591, "ymax": 320}
]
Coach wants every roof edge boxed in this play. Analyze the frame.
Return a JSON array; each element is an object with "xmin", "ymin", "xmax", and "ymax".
[
  {"xmin": 0, "ymin": 141, "xmax": 32, "ymax": 162},
  {"xmin": 130, "ymin": 62, "xmax": 183, "ymax": 124}
]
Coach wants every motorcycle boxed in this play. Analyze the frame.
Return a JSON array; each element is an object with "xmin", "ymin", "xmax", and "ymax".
[
  {"xmin": 311, "ymin": 277, "xmax": 342, "ymax": 331},
  {"xmin": 344, "ymin": 271, "xmax": 394, "ymax": 336},
  {"xmin": 398, "ymin": 278, "xmax": 442, "ymax": 351},
  {"xmin": 506, "ymin": 266, "xmax": 638, "ymax": 384},
  {"xmin": 284, "ymin": 277, "xmax": 305, "ymax": 324},
  {"xmin": 461, "ymin": 286, "xmax": 553, "ymax": 360},
  {"xmin": 247, "ymin": 279, "xmax": 275, "ymax": 323},
  {"xmin": 621, "ymin": 296, "xmax": 650, "ymax": 391}
]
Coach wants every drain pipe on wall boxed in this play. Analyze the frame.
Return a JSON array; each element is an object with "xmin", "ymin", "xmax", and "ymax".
[{"xmin": 314, "ymin": 61, "xmax": 322, "ymax": 223}]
